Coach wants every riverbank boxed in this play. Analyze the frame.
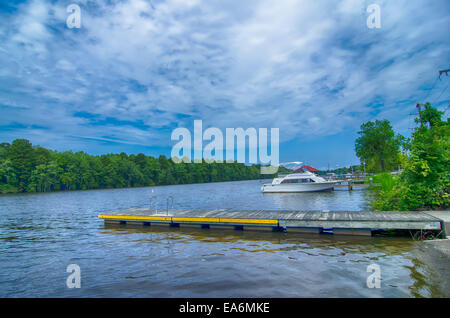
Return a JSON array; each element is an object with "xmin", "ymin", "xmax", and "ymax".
[
  {"xmin": 408, "ymin": 210, "xmax": 449, "ymax": 297},
  {"xmin": 0, "ymin": 177, "xmax": 273, "ymax": 195},
  {"xmin": 411, "ymin": 238, "xmax": 450, "ymax": 297}
]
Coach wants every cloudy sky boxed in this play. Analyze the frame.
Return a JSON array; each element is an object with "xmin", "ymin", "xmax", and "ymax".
[{"xmin": 0, "ymin": 0, "xmax": 449, "ymax": 169}]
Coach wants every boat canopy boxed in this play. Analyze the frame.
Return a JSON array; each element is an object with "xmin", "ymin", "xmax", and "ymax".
[{"xmin": 293, "ymin": 165, "xmax": 320, "ymax": 173}]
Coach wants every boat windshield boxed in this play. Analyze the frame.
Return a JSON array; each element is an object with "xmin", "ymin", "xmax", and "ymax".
[{"xmin": 281, "ymin": 178, "xmax": 315, "ymax": 183}]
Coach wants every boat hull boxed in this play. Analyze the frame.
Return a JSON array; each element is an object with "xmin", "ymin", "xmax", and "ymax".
[{"xmin": 261, "ymin": 182, "xmax": 336, "ymax": 193}]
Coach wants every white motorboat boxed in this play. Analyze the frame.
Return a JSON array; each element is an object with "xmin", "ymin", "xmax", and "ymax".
[{"xmin": 261, "ymin": 164, "xmax": 337, "ymax": 193}]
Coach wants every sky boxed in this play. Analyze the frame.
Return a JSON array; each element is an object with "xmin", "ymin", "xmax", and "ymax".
[{"xmin": 0, "ymin": 0, "xmax": 449, "ymax": 170}]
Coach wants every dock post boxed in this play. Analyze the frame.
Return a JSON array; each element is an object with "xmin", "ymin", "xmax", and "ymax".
[
  {"xmin": 166, "ymin": 196, "xmax": 174, "ymax": 216},
  {"xmin": 348, "ymin": 181, "xmax": 353, "ymax": 191},
  {"xmin": 149, "ymin": 195, "xmax": 157, "ymax": 215}
]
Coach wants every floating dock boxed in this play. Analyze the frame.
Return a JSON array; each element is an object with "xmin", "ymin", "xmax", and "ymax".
[{"xmin": 98, "ymin": 209, "xmax": 446, "ymax": 237}]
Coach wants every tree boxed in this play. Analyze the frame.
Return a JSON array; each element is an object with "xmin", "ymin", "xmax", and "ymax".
[
  {"xmin": 416, "ymin": 102, "xmax": 444, "ymax": 128},
  {"xmin": 0, "ymin": 142, "xmax": 11, "ymax": 160},
  {"xmin": 9, "ymin": 139, "xmax": 36, "ymax": 192},
  {"xmin": 355, "ymin": 120, "xmax": 405, "ymax": 172},
  {"xmin": 0, "ymin": 160, "xmax": 15, "ymax": 184},
  {"xmin": 372, "ymin": 104, "xmax": 449, "ymax": 210},
  {"xmin": 0, "ymin": 139, "xmax": 274, "ymax": 193}
]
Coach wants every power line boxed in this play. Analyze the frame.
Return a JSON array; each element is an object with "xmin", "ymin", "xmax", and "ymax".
[
  {"xmin": 443, "ymin": 105, "xmax": 450, "ymax": 118},
  {"xmin": 433, "ymin": 80, "xmax": 450, "ymax": 105},
  {"xmin": 422, "ymin": 69, "xmax": 450, "ymax": 104},
  {"xmin": 422, "ymin": 75, "xmax": 440, "ymax": 103},
  {"xmin": 411, "ymin": 69, "xmax": 450, "ymax": 129}
]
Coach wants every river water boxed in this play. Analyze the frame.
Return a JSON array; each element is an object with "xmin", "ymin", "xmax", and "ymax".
[{"xmin": 0, "ymin": 180, "xmax": 444, "ymax": 297}]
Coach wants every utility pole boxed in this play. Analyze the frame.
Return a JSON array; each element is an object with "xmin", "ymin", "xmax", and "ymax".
[
  {"xmin": 414, "ymin": 69, "xmax": 449, "ymax": 129},
  {"xmin": 439, "ymin": 69, "xmax": 450, "ymax": 78},
  {"xmin": 416, "ymin": 103, "xmax": 423, "ymax": 126}
]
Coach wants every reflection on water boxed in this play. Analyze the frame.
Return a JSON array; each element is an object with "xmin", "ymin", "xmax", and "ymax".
[
  {"xmin": 0, "ymin": 180, "xmax": 444, "ymax": 297},
  {"xmin": 92, "ymin": 224, "xmax": 442, "ymax": 298},
  {"xmin": 405, "ymin": 257, "xmax": 443, "ymax": 298}
]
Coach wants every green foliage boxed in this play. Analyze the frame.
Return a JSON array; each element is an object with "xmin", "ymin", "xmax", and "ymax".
[
  {"xmin": 371, "ymin": 172, "xmax": 396, "ymax": 192},
  {"xmin": 0, "ymin": 140, "xmax": 278, "ymax": 194},
  {"xmin": 355, "ymin": 119, "xmax": 405, "ymax": 172},
  {"xmin": 9, "ymin": 139, "xmax": 36, "ymax": 192},
  {"xmin": 371, "ymin": 104, "xmax": 449, "ymax": 211},
  {"xmin": 0, "ymin": 183, "xmax": 17, "ymax": 194}
]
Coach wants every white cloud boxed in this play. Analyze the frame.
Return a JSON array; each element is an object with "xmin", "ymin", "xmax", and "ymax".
[{"xmin": 0, "ymin": 0, "xmax": 449, "ymax": 157}]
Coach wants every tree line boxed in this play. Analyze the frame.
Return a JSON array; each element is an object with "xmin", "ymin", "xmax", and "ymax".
[{"xmin": 0, "ymin": 139, "xmax": 282, "ymax": 194}]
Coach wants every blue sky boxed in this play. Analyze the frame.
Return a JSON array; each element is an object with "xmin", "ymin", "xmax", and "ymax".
[{"xmin": 0, "ymin": 0, "xmax": 449, "ymax": 170}]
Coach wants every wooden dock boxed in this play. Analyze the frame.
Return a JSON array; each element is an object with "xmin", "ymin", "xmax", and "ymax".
[
  {"xmin": 332, "ymin": 180, "xmax": 379, "ymax": 191},
  {"xmin": 98, "ymin": 209, "xmax": 446, "ymax": 237}
]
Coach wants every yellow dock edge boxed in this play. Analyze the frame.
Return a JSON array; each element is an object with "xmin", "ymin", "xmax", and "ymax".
[{"xmin": 98, "ymin": 214, "xmax": 278, "ymax": 225}]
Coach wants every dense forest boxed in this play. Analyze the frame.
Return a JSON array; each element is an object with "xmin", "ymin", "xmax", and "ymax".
[{"xmin": 0, "ymin": 139, "xmax": 283, "ymax": 194}]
